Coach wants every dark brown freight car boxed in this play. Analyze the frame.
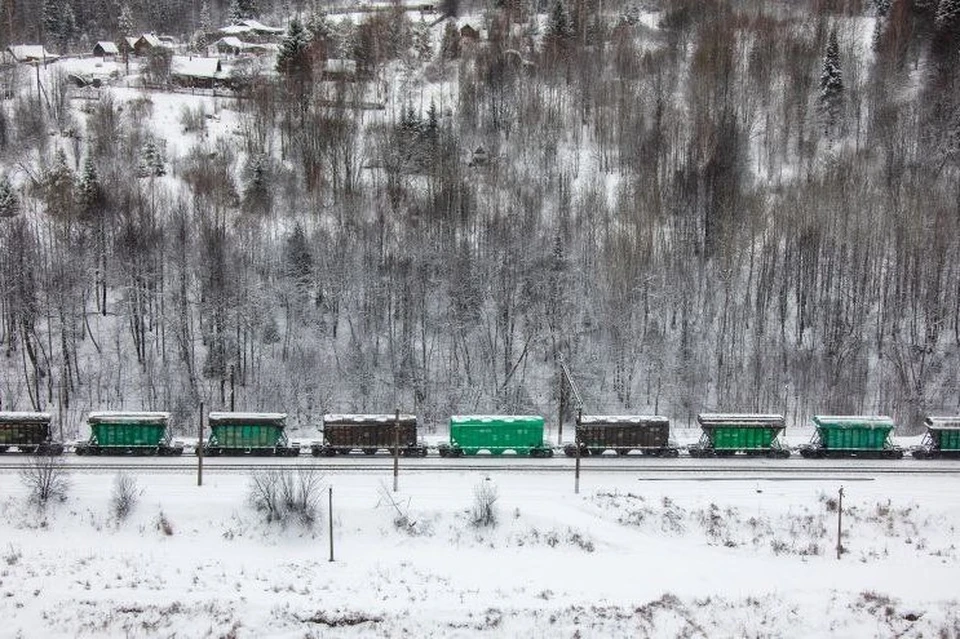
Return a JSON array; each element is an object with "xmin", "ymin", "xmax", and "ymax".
[
  {"xmin": 312, "ymin": 413, "xmax": 428, "ymax": 456},
  {"xmin": 564, "ymin": 415, "xmax": 678, "ymax": 457}
]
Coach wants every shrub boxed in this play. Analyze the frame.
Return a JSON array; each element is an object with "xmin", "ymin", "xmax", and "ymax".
[
  {"xmin": 19, "ymin": 454, "xmax": 70, "ymax": 506},
  {"xmin": 471, "ymin": 480, "xmax": 499, "ymax": 528},
  {"xmin": 156, "ymin": 510, "xmax": 174, "ymax": 536},
  {"xmin": 110, "ymin": 473, "xmax": 141, "ymax": 522},
  {"xmin": 249, "ymin": 468, "xmax": 323, "ymax": 528}
]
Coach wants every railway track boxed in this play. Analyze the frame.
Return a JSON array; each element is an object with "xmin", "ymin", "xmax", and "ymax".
[{"xmin": 1, "ymin": 457, "xmax": 959, "ymax": 476}]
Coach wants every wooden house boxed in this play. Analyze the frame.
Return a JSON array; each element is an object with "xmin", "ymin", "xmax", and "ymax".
[{"xmin": 93, "ymin": 41, "xmax": 119, "ymax": 57}]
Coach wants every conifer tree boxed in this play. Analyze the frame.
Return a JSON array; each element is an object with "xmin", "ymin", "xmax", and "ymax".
[
  {"xmin": 817, "ymin": 29, "xmax": 844, "ymax": 136},
  {"xmin": 138, "ymin": 140, "xmax": 166, "ymax": 178},
  {"xmin": 276, "ymin": 18, "xmax": 312, "ymax": 81},
  {"xmin": 0, "ymin": 175, "xmax": 20, "ymax": 218},
  {"xmin": 76, "ymin": 157, "xmax": 104, "ymax": 222},
  {"xmin": 118, "ymin": 3, "xmax": 135, "ymax": 35}
]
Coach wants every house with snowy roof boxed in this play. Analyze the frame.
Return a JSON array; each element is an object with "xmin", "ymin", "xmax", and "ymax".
[
  {"xmin": 219, "ymin": 19, "xmax": 284, "ymax": 42},
  {"xmin": 93, "ymin": 41, "xmax": 119, "ymax": 57},
  {"xmin": 134, "ymin": 33, "xmax": 161, "ymax": 56},
  {"xmin": 170, "ymin": 55, "xmax": 222, "ymax": 88},
  {"xmin": 5, "ymin": 45, "xmax": 59, "ymax": 64}
]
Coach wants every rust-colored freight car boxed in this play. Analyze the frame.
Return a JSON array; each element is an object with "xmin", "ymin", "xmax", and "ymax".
[
  {"xmin": 312, "ymin": 414, "xmax": 427, "ymax": 456},
  {"xmin": 564, "ymin": 415, "xmax": 678, "ymax": 457}
]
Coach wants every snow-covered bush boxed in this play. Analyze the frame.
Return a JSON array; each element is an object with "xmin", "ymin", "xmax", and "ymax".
[
  {"xmin": 470, "ymin": 480, "xmax": 499, "ymax": 528},
  {"xmin": 110, "ymin": 472, "xmax": 140, "ymax": 522},
  {"xmin": 19, "ymin": 454, "xmax": 70, "ymax": 506},
  {"xmin": 248, "ymin": 468, "xmax": 323, "ymax": 528}
]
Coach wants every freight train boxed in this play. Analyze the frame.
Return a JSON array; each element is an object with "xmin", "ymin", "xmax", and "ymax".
[{"xmin": 0, "ymin": 409, "xmax": 953, "ymax": 460}]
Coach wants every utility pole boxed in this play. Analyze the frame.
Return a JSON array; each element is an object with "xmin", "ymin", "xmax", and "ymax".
[
  {"xmin": 229, "ymin": 366, "xmax": 235, "ymax": 412},
  {"xmin": 197, "ymin": 402, "xmax": 204, "ymax": 487},
  {"xmin": 575, "ymin": 408, "xmax": 582, "ymax": 495},
  {"xmin": 558, "ymin": 373, "xmax": 565, "ymax": 446},
  {"xmin": 393, "ymin": 408, "xmax": 400, "ymax": 493},
  {"xmin": 558, "ymin": 354, "xmax": 585, "ymax": 495},
  {"xmin": 328, "ymin": 486, "xmax": 334, "ymax": 562},
  {"xmin": 836, "ymin": 486, "xmax": 844, "ymax": 560}
]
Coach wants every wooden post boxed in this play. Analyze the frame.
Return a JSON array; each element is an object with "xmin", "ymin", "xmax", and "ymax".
[
  {"xmin": 197, "ymin": 402, "xmax": 204, "ymax": 487},
  {"xmin": 836, "ymin": 486, "xmax": 844, "ymax": 560},
  {"xmin": 393, "ymin": 408, "xmax": 400, "ymax": 493},
  {"xmin": 328, "ymin": 486, "xmax": 334, "ymax": 562},
  {"xmin": 574, "ymin": 408, "xmax": 582, "ymax": 495},
  {"xmin": 229, "ymin": 366, "xmax": 235, "ymax": 412}
]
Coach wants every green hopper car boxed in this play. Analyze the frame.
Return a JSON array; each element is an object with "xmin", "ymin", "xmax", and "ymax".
[
  {"xmin": 689, "ymin": 413, "xmax": 790, "ymax": 458},
  {"xmin": 312, "ymin": 413, "xmax": 427, "ymax": 456},
  {"xmin": 439, "ymin": 415, "xmax": 553, "ymax": 457},
  {"xmin": 912, "ymin": 417, "xmax": 960, "ymax": 459},
  {"xmin": 76, "ymin": 412, "xmax": 183, "ymax": 456},
  {"xmin": 800, "ymin": 415, "xmax": 903, "ymax": 459},
  {"xmin": 203, "ymin": 412, "xmax": 300, "ymax": 456},
  {"xmin": 0, "ymin": 412, "xmax": 63, "ymax": 454}
]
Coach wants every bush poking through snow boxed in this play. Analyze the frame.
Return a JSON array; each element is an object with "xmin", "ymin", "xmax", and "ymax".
[
  {"xmin": 248, "ymin": 468, "xmax": 323, "ymax": 528},
  {"xmin": 110, "ymin": 472, "xmax": 140, "ymax": 522},
  {"xmin": 156, "ymin": 510, "xmax": 174, "ymax": 536},
  {"xmin": 19, "ymin": 453, "xmax": 70, "ymax": 506},
  {"xmin": 471, "ymin": 480, "xmax": 499, "ymax": 528}
]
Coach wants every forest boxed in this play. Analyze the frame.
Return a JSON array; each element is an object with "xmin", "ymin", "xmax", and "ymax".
[{"xmin": 0, "ymin": 0, "xmax": 958, "ymax": 436}]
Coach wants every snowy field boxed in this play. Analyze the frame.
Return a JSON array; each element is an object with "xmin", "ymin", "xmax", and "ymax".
[{"xmin": 2, "ymin": 466, "xmax": 960, "ymax": 638}]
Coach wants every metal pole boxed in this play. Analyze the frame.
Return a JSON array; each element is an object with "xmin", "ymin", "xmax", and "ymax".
[
  {"xmin": 393, "ymin": 408, "xmax": 400, "ymax": 493},
  {"xmin": 836, "ymin": 486, "xmax": 844, "ymax": 560},
  {"xmin": 197, "ymin": 402, "xmax": 204, "ymax": 487},
  {"xmin": 229, "ymin": 366, "xmax": 235, "ymax": 412},
  {"xmin": 558, "ymin": 372, "xmax": 564, "ymax": 446},
  {"xmin": 328, "ymin": 486, "xmax": 334, "ymax": 562},
  {"xmin": 574, "ymin": 408, "xmax": 581, "ymax": 495}
]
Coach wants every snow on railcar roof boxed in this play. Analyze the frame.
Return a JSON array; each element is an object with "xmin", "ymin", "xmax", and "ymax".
[
  {"xmin": 698, "ymin": 413, "xmax": 784, "ymax": 423},
  {"xmin": 88, "ymin": 411, "xmax": 171, "ymax": 422},
  {"xmin": 812, "ymin": 415, "xmax": 894, "ymax": 426},
  {"xmin": 208, "ymin": 412, "xmax": 287, "ymax": 421},
  {"xmin": 450, "ymin": 415, "xmax": 544, "ymax": 422},
  {"xmin": 0, "ymin": 411, "xmax": 52, "ymax": 422},
  {"xmin": 924, "ymin": 416, "xmax": 960, "ymax": 430},
  {"xmin": 323, "ymin": 414, "xmax": 417, "ymax": 423},
  {"xmin": 579, "ymin": 415, "xmax": 670, "ymax": 424}
]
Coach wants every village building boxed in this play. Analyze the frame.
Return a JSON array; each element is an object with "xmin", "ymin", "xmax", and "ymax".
[
  {"xmin": 117, "ymin": 36, "xmax": 139, "ymax": 57},
  {"xmin": 134, "ymin": 33, "xmax": 161, "ymax": 56},
  {"xmin": 5, "ymin": 45, "xmax": 59, "ymax": 64},
  {"xmin": 93, "ymin": 41, "xmax": 119, "ymax": 57},
  {"xmin": 215, "ymin": 37, "xmax": 277, "ymax": 56},
  {"xmin": 170, "ymin": 56, "xmax": 221, "ymax": 89}
]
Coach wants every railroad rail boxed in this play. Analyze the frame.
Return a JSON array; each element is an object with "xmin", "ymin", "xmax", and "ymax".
[{"xmin": 1, "ymin": 457, "xmax": 959, "ymax": 476}]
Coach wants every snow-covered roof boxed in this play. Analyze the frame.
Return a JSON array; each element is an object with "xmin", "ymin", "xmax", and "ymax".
[
  {"xmin": 218, "ymin": 36, "xmax": 245, "ymax": 48},
  {"xmin": 812, "ymin": 415, "xmax": 894, "ymax": 428},
  {"xmin": 220, "ymin": 19, "xmax": 284, "ymax": 35},
  {"xmin": 925, "ymin": 416, "xmax": 960, "ymax": 430},
  {"xmin": 698, "ymin": 413, "xmax": 785, "ymax": 427},
  {"xmin": 88, "ymin": 411, "xmax": 170, "ymax": 423},
  {"xmin": 94, "ymin": 41, "xmax": 119, "ymax": 54},
  {"xmin": 208, "ymin": 412, "xmax": 287, "ymax": 422},
  {"xmin": 122, "ymin": 36, "xmax": 138, "ymax": 49},
  {"xmin": 240, "ymin": 19, "xmax": 284, "ymax": 33},
  {"xmin": 136, "ymin": 33, "xmax": 161, "ymax": 48},
  {"xmin": 450, "ymin": 415, "xmax": 544, "ymax": 424},
  {"xmin": 579, "ymin": 415, "xmax": 670, "ymax": 425},
  {"xmin": 0, "ymin": 412, "xmax": 52, "ymax": 423},
  {"xmin": 170, "ymin": 56, "xmax": 221, "ymax": 79},
  {"xmin": 323, "ymin": 414, "xmax": 417, "ymax": 424},
  {"xmin": 7, "ymin": 45, "xmax": 58, "ymax": 63}
]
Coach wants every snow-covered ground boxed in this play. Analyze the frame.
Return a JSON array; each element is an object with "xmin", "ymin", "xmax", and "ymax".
[{"xmin": 2, "ymin": 467, "xmax": 959, "ymax": 637}]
